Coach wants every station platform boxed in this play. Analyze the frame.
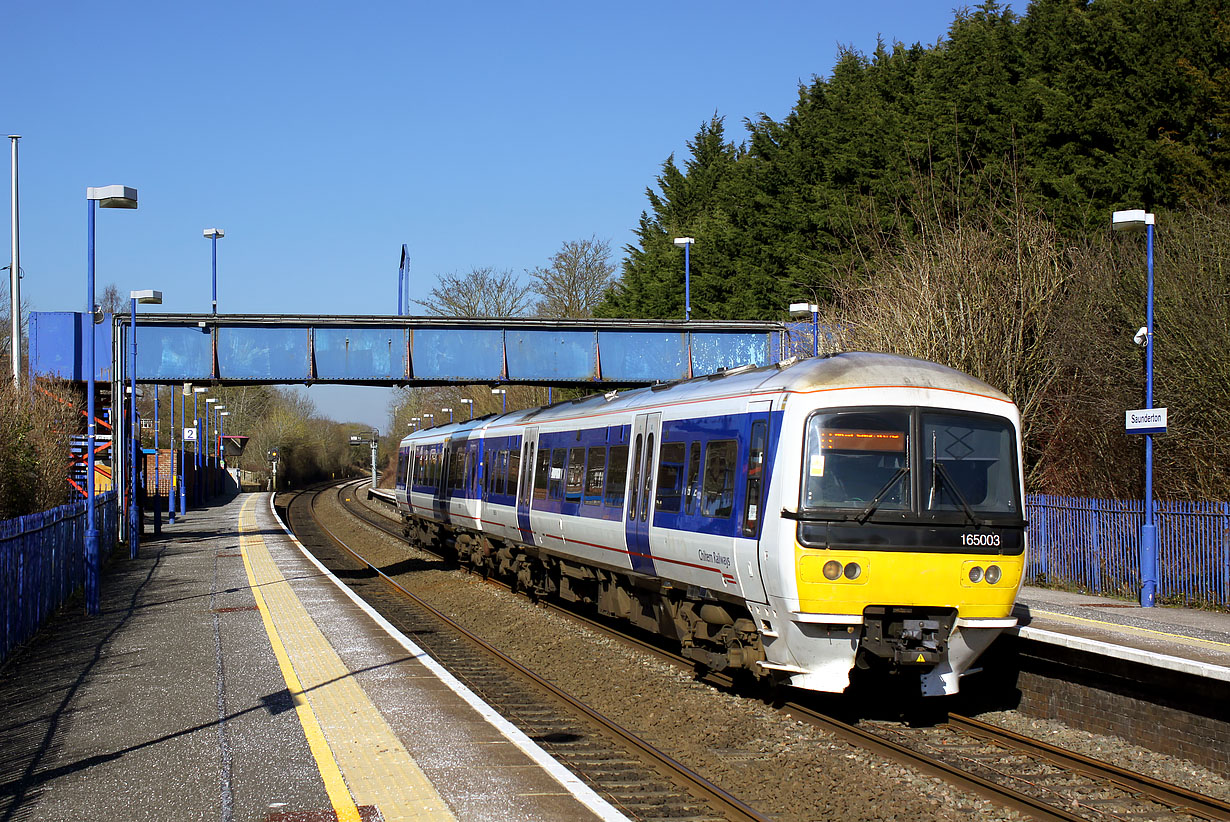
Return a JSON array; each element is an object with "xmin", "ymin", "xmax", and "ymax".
[
  {"xmin": 0, "ymin": 492, "xmax": 629, "ymax": 822},
  {"xmin": 1012, "ymin": 586, "xmax": 1230, "ymax": 683}
]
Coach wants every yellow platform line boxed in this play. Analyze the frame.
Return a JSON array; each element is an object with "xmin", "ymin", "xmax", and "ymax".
[
  {"xmin": 238, "ymin": 495, "xmax": 455, "ymax": 822},
  {"xmin": 1032, "ymin": 608, "xmax": 1230, "ymax": 652}
]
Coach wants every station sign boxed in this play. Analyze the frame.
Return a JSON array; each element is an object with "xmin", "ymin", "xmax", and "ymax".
[
  {"xmin": 183, "ymin": 427, "xmax": 198, "ymax": 441},
  {"xmin": 1125, "ymin": 407, "xmax": 1167, "ymax": 435}
]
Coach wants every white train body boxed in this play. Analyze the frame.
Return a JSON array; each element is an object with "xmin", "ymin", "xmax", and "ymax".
[{"xmin": 395, "ymin": 353, "xmax": 1027, "ymax": 696}]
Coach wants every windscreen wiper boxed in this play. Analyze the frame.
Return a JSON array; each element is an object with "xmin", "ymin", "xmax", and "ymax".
[
  {"xmin": 930, "ymin": 461, "xmax": 986, "ymax": 526},
  {"xmin": 856, "ymin": 465, "xmax": 910, "ymax": 524},
  {"xmin": 780, "ymin": 509, "xmax": 853, "ymax": 523}
]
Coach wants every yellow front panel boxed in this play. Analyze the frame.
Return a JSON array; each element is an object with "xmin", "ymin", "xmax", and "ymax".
[{"xmin": 796, "ymin": 544, "xmax": 1022, "ymax": 618}]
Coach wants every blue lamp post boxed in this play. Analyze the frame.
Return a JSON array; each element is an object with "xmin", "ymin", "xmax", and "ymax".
[
  {"xmin": 442, "ymin": 406, "xmax": 453, "ymax": 424},
  {"xmin": 215, "ymin": 405, "xmax": 225, "ymax": 465},
  {"xmin": 193, "ymin": 386, "xmax": 206, "ymax": 504},
  {"xmin": 206, "ymin": 397, "xmax": 217, "ymax": 497},
  {"xmin": 154, "ymin": 387, "xmax": 163, "ymax": 532},
  {"xmin": 204, "ymin": 228, "xmax": 224, "ymax": 314},
  {"xmin": 179, "ymin": 385, "xmax": 188, "ymax": 515},
  {"xmin": 129, "ymin": 289, "xmax": 162, "ymax": 558},
  {"xmin": 1113, "ymin": 208, "xmax": 1158, "ymax": 607},
  {"xmin": 492, "ymin": 387, "xmax": 506, "ymax": 414},
  {"xmin": 789, "ymin": 302, "xmax": 820, "ymax": 357},
  {"xmin": 673, "ymin": 237, "xmax": 695, "ymax": 321},
  {"xmin": 85, "ymin": 185, "xmax": 137, "ymax": 615},
  {"xmin": 460, "ymin": 398, "xmax": 473, "ymax": 420},
  {"xmin": 218, "ymin": 410, "xmax": 229, "ymax": 491}
]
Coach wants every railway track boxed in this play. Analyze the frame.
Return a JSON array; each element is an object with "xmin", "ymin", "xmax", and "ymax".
[
  {"xmin": 339, "ymin": 481, "xmax": 1230, "ymax": 822},
  {"xmin": 282, "ymin": 482, "xmax": 770, "ymax": 822}
]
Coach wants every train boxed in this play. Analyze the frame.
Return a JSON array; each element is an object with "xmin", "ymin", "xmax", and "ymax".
[{"xmin": 394, "ymin": 352, "xmax": 1026, "ymax": 697}]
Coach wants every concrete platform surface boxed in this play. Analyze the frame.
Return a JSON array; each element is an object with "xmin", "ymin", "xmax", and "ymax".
[
  {"xmin": 0, "ymin": 492, "xmax": 629, "ymax": 822},
  {"xmin": 1014, "ymin": 585, "xmax": 1230, "ymax": 681}
]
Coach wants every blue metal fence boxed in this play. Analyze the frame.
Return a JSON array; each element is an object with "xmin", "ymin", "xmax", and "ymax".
[
  {"xmin": 0, "ymin": 492, "xmax": 118, "ymax": 665},
  {"xmin": 1027, "ymin": 494, "xmax": 1230, "ymax": 607}
]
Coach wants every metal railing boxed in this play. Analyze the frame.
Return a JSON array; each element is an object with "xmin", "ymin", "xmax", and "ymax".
[
  {"xmin": 1027, "ymin": 494, "xmax": 1230, "ymax": 608},
  {"xmin": 0, "ymin": 492, "xmax": 118, "ymax": 665}
]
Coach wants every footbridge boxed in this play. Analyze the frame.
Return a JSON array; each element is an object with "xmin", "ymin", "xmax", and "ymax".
[{"xmin": 30, "ymin": 312, "xmax": 785, "ymax": 386}]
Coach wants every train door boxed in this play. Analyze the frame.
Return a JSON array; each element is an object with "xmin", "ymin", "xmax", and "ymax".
[
  {"xmin": 745, "ymin": 400, "xmax": 772, "ymax": 604},
  {"xmin": 516, "ymin": 427, "xmax": 539, "ymax": 545},
  {"xmin": 625, "ymin": 412, "xmax": 661, "ymax": 575}
]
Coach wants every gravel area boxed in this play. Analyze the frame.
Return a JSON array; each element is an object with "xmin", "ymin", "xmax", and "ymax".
[
  {"xmin": 320, "ymin": 486, "xmax": 1226, "ymax": 819},
  {"xmin": 973, "ymin": 711, "xmax": 1230, "ymax": 800}
]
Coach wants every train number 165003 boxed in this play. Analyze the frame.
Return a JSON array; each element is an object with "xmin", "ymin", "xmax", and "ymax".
[{"xmin": 961, "ymin": 533, "xmax": 1001, "ymax": 547}]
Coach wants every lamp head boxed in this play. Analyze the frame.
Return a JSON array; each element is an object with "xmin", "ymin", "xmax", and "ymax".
[
  {"xmin": 87, "ymin": 185, "xmax": 138, "ymax": 209},
  {"xmin": 1112, "ymin": 209, "xmax": 1154, "ymax": 233},
  {"xmin": 672, "ymin": 237, "xmax": 695, "ymax": 247},
  {"xmin": 203, "ymin": 228, "xmax": 225, "ymax": 239},
  {"xmin": 788, "ymin": 302, "xmax": 819, "ymax": 317},
  {"xmin": 130, "ymin": 289, "xmax": 163, "ymax": 305}
]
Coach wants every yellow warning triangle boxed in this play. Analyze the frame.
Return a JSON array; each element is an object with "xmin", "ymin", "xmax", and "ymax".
[{"xmin": 916, "ymin": 654, "xmax": 926, "ymax": 663}]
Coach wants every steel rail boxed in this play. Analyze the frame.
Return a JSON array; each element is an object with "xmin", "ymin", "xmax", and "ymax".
[
  {"xmin": 293, "ymin": 481, "xmax": 773, "ymax": 822},
  {"xmin": 948, "ymin": 714, "xmax": 1230, "ymax": 821}
]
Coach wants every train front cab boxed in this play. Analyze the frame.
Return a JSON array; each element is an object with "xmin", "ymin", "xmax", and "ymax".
[{"xmin": 762, "ymin": 394, "xmax": 1026, "ymax": 697}]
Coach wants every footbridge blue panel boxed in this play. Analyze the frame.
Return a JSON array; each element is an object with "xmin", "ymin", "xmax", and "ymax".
[
  {"xmin": 137, "ymin": 325, "xmax": 213, "ymax": 381},
  {"xmin": 411, "ymin": 328, "xmax": 505, "ymax": 380},
  {"xmin": 28, "ymin": 313, "xmax": 785, "ymax": 387},
  {"xmin": 316, "ymin": 327, "xmax": 407, "ymax": 380}
]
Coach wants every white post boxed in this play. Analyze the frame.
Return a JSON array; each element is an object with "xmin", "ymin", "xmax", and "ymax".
[
  {"xmin": 8, "ymin": 135, "xmax": 19, "ymax": 391},
  {"xmin": 370, "ymin": 431, "xmax": 378, "ymax": 489}
]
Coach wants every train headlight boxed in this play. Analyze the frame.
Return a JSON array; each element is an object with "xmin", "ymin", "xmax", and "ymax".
[
  {"xmin": 985, "ymin": 564, "xmax": 1002, "ymax": 584},
  {"xmin": 823, "ymin": 560, "xmax": 843, "ymax": 580},
  {"xmin": 968, "ymin": 566, "xmax": 984, "ymax": 583},
  {"xmin": 843, "ymin": 562, "xmax": 862, "ymax": 580}
]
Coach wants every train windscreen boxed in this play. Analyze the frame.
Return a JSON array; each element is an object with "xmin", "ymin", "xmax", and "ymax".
[{"xmin": 801, "ymin": 408, "xmax": 1020, "ymax": 522}]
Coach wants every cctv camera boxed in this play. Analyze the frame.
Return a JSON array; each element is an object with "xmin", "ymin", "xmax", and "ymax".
[{"xmin": 1133, "ymin": 326, "xmax": 1149, "ymax": 346}]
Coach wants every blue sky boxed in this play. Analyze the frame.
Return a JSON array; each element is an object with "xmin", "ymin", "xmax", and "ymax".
[{"xmin": 4, "ymin": 1, "xmax": 998, "ymax": 430}]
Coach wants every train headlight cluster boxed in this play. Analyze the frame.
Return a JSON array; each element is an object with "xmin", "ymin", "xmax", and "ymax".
[
  {"xmin": 822, "ymin": 560, "xmax": 863, "ymax": 581},
  {"xmin": 967, "ymin": 564, "xmax": 1003, "ymax": 584}
]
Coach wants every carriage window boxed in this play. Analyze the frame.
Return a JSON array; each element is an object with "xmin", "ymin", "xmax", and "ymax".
[
  {"xmin": 742, "ymin": 422, "xmax": 767, "ymax": 536},
  {"xmin": 656, "ymin": 442, "xmax": 686, "ymax": 513},
  {"xmin": 627, "ymin": 435, "xmax": 642, "ymax": 520},
  {"xmin": 483, "ymin": 450, "xmax": 494, "ymax": 494},
  {"xmin": 494, "ymin": 450, "xmax": 507, "ymax": 496},
  {"xmin": 584, "ymin": 447, "xmax": 606, "ymax": 505},
  {"xmin": 606, "ymin": 445, "xmax": 629, "ymax": 509},
  {"xmin": 450, "ymin": 446, "xmax": 466, "ymax": 490},
  {"xmin": 549, "ymin": 449, "xmax": 566, "ymax": 500},
  {"xmin": 565, "ymin": 448, "xmax": 585, "ymax": 503},
  {"xmin": 508, "ymin": 446, "xmax": 521, "ymax": 499},
  {"xmin": 520, "ymin": 443, "xmax": 534, "ymax": 504},
  {"xmin": 468, "ymin": 446, "xmax": 479, "ymax": 492},
  {"xmin": 534, "ymin": 447, "xmax": 551, "ymax": 500},
  {"xmin": 700, "ymin": 440, "xmax": 737, "ymax": 518},
  {"xmin": 640, "ymin": 433, "xmax": 655, "ymax": 522},
  {"xmin": 685, "ymin": 442, "xmax": 701, "ymax": 514}
]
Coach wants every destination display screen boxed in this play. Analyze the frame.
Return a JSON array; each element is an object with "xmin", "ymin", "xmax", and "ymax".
[{"xmin": 820, "ymin": 429, "xmax": 906, "ymax": 453}]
